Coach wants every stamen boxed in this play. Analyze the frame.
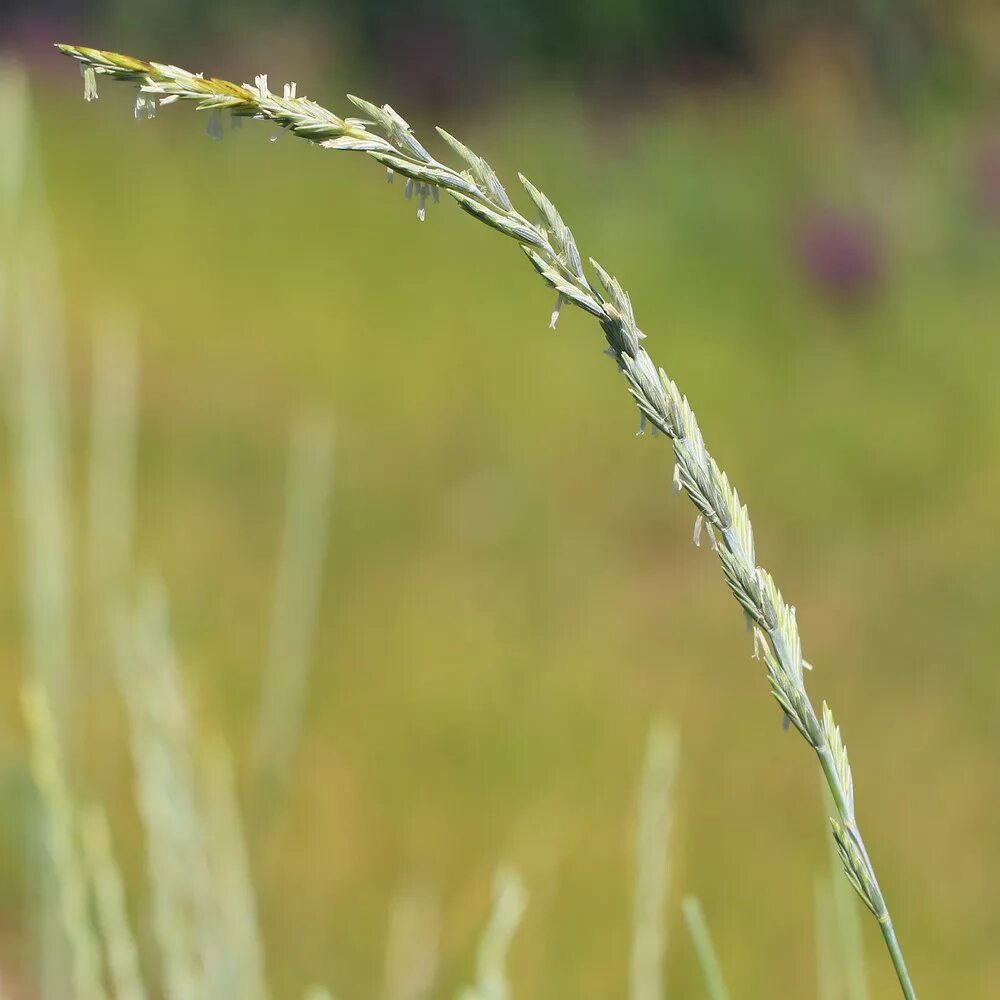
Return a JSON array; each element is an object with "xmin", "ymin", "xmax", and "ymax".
[{"xmin": 549, "ymin": 292, "xmax": 565, "ymax": 330}]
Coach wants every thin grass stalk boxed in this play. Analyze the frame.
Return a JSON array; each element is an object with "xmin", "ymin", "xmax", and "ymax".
[
  {"xmin": 0, "ymin": 270, "xmax": 5, "ymax": 371},
  {"xmin": 199, "ymin": 738, "xmax": 272, "ymax": 1000},
  {"xmin": 9, "ymin": 230, "xmax": 73, "ymax": 728},
  {"xmin": 382, "ymin": 880, "xmax": 440, "ymax": 1000},
  {"xmin": 114, "ymin": 580, "xmax": 273, "ymax": 1000},
  {"xmin": 459, "ymin": 868, "xmax": 527, "ymax": 1000},
  {"xmin": 112, "ymin": 581, "xmax": 215, "ymax": 1000},
  {"xmin": 4, "ymin": 62, "xmax": 74, "ymax": 1000},
  {"xmin": 303, "ymin": 988, "xmax": 336, "ymax": 1000},
  {"xmin": 630, "ymin": 721, "xmax": 679, "ymax": 1000},
  {"xmin": 0, "ymin": 56, "xmax": 17, "ymax": 462},
  {"xmin": 87, "ymin": 309, "xmax": 139, "ymax": 604},
  {"xmin": 22, "ymin": 681, "xmax": 109, "ymax": 1000},
  {"xmin": 0, "ymin": 60, "xmax": 29, "ymax": 236},
  {"xmin": 815, "ymin": 876, "xmax": 842, "ymax": 1000},
  {"xmin": 80, "ymin": 807, "xmax": 149, "ymax": 1000},
  {"xmin": 57, "ymin": 46, "xmax": 919, "ymax": 998},
  {"xmin": 681, "ymin": 897, "xmax": 729, "ymax": 1000},
  {"xmin": 833, "ymin": 868, "xmax": 871, "ymax": 1000},
  {"xmin": 254, "ymin": 415, "xmax": 334, "ymax": 796}
]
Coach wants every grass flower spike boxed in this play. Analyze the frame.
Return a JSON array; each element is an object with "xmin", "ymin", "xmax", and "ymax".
[{"xmin": 56, "ymin": 43, "xmax": 919, "ymax": 999}]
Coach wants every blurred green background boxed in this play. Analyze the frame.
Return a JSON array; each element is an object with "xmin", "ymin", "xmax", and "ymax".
[{"xmin": 2, "ymin": 2, "xmax": 1000, "ymax": 998}]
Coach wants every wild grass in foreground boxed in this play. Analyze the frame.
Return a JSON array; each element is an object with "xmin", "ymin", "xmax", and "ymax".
[
  {"xmin": 5, "ymin": 60, "xmax": 689, "ymax": 999},
  {"xmin": 51, "ymin": 45, "xmax": 920, "ymax": 997}
]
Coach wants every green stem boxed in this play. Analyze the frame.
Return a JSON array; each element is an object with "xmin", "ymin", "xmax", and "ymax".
[
  {"xmin": 880, "ymin": 919, "xmax": 917, "ymax": 1000},
  {"xmin": 816, "ymin": 744, "xmax": 852, "ymax": 822}
]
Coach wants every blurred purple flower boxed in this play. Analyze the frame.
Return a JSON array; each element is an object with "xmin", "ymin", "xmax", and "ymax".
[
  {"xmin": 384, "ymin": 15, "xmax": 477, "ymax": 107},
  {"xmin": 971, "ymin": 138, "xmax": 1000, "ymax": 221},
  {"xmin": 793, "ymin": 207, "xmax": 883, "ymax": 305}
]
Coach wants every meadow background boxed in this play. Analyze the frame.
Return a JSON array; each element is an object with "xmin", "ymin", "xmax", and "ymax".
[{"xmin": 1, "ymin": 2, "xmax": 999, "ymax": 997}]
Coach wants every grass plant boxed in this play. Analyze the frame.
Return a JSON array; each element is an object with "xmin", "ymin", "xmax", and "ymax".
[
  {"xmin": 630, "ymin": 722, "xmax": 678, "ymax": 1000},
  {"xmin": 458, "ymin": 868, "xmax": 527, "ymax": 1000},
  {"xmin": 3, "ymin": 57, "xmax": 74, "ymax": 1000},
  {"xmin": 54, "ymin": 43, "xmax": 920, "ymax": 999},
  {"xmin": 254, "ymin": 416, "xmax": 334, "ymax": 798},
  {"xmin": 681, "ymin": 897, "xmax": 730, "ymax": 1000}
]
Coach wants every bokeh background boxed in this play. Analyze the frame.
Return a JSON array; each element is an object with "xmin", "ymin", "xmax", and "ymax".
[{"xmin": 1, "ymin": 1, "xmax": 999, "ymax": 997}]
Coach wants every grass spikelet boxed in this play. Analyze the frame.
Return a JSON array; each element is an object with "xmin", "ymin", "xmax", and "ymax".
[{"xmin": 815, "ymin": 778, "xmax": 871, "ymax": 1000}]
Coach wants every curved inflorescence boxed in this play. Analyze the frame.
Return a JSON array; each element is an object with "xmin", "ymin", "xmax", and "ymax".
[{"xmin": 56, "ymin": 43, "xmax": 918, "ymax": 1000}]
